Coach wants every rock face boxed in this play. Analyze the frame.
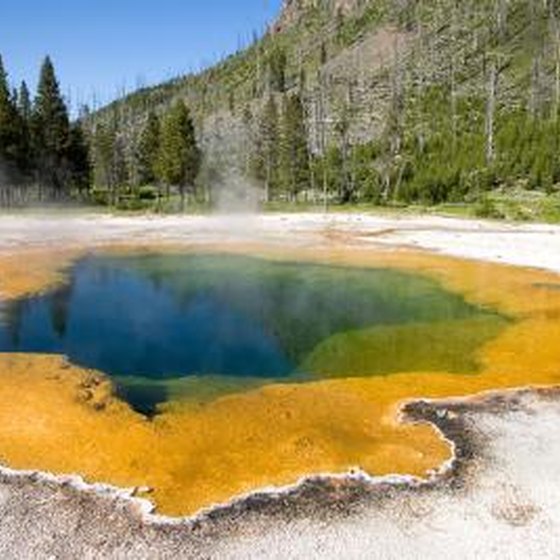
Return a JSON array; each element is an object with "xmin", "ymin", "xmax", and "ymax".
[
  {"xmin": 274, "ymin": 0, "xmax": 361, "ymax": 32},
  {"xmin": 193, "ymin": 0, "xmax": 406, "ymax": 176}
]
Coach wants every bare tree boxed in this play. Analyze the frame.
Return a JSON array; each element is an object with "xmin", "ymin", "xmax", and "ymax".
[
  {"xmin": 549, "ymin": 0, "xmax": 560, "ymax": 117},
  {"xmin": 485, "ymin": 56, "xmax": 497, "ymax": 165}
]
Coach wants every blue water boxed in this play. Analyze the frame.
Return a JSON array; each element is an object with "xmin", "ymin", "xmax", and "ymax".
[{"xmin": 0, "ymin": 253, "xmax": 501, "ymax": 415}]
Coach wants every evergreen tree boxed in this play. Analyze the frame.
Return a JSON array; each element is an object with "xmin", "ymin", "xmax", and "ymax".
[
  {"xmin": 32, "ymin": 56, "xmax": 70, "ymax": 194},
  {"xmin": 279, "ymin": 93, "xmax": 310, "ymax": 200},
  {"xmin": 323, "ymin": 144, "xmax": 344, "ymax": 199},
  {"xmin": 255, "ymin": 96, "xmax": 279, "ymax": 201},
  {"xmin": 136, "ymin": 111, "xmax": 160, "ymax": 186},
  {"xmin": 0, "ymin": 55, "xmax": 21, "ymax": 175},
  {"xmin": 17, "ymin": 81, "xmax": 31, "ymax": 121},
  {"xmin": 158, "ymin": 101, "xmax": 201, "ymax": 211},
  {"xmin": 67, "ymin": 123, "xmax": 90, "ymax": 193},
  {"xmin": 92, "ymin": 120, "xmax": 116, "ymax": 200},
  {"xmin": 113, "ymin": 131, "xmax": 129, "ymax": 198},
  {"xmin": 16, "ymin": 81, "xmax": 33, "ymax": 173},
  {"xmin": 267, "ymin": 47, "xmax": 287, "ymax": 93}
]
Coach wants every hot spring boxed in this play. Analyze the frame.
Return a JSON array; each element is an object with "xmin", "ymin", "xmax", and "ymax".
[{"xmin": 0, "ymin": 253, "xmax": 508, "ymax": 415}]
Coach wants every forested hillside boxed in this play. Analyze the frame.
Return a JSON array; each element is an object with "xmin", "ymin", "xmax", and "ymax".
[{"xmin": 4, "ymin": 0, "xmax": 560, "ymax": 217}]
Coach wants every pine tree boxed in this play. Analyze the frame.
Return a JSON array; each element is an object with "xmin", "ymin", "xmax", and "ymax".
[
  {"xmin": 0, "ymin": 55, "xmax": 21, "ymax": 175},
  {"xmin": 136, "ymin": 111, "xmax": 160, "ymax": 186},
  {"xmin": 260, "ymin": 96, "xmax": 279, "ymax": 201},
  {"xmin": 67, "ymin": 123, "xmax": 90, "ymax": 193},
  {"xmin": 158, "ymin": 101, "xmax": 201, "ymax": 211},
  {"xmin": 279, "ymin": 93, "xmax": 310, "ymax": 201},
  {"xmin": 17, "ymin": 81, "xmax": 31, "ymax": 121},
  {"xmin": 267, "ymin": 47, "xmax": 287, "ymax": 93},
  {"xmin": 32, "ymin": 56, "xmax": 70, "ymax": 194},
  {"xmin": 250, "ymin": 96, "xmax": 279, "ymax": 201},
  {"xmin": 16, "ymin": 81, "xmax": 33, "ymax": 173}
]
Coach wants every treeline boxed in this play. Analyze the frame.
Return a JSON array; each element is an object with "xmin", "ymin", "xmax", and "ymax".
[
  {"xmin": 246, "ymin": 90, "xmax": 382, "ymax": 206},
  {"xmin": 90, "ymin": 100, "xmax": 201, "ymax": 211},
  {"xmin": 248, "ymin": 93, "xmax": 310, "ymax": 203},
  {"xmin": 0, "ymin": 54, "xmax": 202, "ymax": 211},
  {"xmin": 0, "ymin": 55, "xmax": 89, "ymax": 206},
  {"xmin": 246, "ymin": 90, "xmax": 560, "ymax": 208},
  {"xmin": 4, "ymin": 0, "xmax": 558, "ymax": 213}
]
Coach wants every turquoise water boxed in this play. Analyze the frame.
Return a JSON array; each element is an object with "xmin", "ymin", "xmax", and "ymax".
[{"xmin": 0, "ymin": 253, "xmax": 507, "ymax": 415}]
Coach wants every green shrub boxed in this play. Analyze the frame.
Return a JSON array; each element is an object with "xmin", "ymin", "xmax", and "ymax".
[
  {"xmin": 90, "ymin": 188, "xmax": 110, "ymax": 206},
  {"xmin": 138, "ymin": 186, "xmax": 158, "ymax": 200},
  {"xmin": 474, "ymin": 196, "xmax": 504, "ymax": 219}
]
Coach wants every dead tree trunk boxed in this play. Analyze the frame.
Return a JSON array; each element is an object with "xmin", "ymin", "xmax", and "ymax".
[{"xmin": 485, "ymin": 58, "xmax": 497, "ymax": 165}]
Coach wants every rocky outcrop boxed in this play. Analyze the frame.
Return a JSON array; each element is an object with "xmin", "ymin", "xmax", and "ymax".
[{"xmin": 274, "ymin": 0, "xmax": 362, "ymax": 33}]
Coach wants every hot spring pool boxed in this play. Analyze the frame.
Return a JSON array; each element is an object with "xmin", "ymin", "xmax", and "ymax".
[{"xmin": 0, "ymin": 253, "xmax": 508, "ymax": 415}]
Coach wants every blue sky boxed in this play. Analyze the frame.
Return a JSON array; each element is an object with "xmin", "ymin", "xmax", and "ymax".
[{"xmin": 1, "ymin": 0, "xmax": 281, "ymax": 110}]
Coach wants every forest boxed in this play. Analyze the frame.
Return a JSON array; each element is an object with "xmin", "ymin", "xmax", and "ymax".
[
  {"xmin": 0, "ymin": 55, "xmax": 200, "ymax": 210},
  {"xmin": 0, "ymin": 55, "xmax": 89, "ymax": 205}
]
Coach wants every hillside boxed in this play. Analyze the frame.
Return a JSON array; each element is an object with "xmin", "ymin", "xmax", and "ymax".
[{"xmin": 89, "ymin": 0, "xmax": 560, "ymax": 217}]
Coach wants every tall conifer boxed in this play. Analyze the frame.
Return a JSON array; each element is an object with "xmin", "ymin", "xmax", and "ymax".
[
  {"xmin": 158, "ymin": 101, "xmax": 200, "ymax": 210},
  {"xmin": 136, "ymin": 111, "xmax": 160, "ymax": 186},
  {"xmin": 32, "ymin": 56, "xmax": 70, "ymax": 191},
  {"xmin": 279, "ymin": 93, "xmax": 310, "ymax": 200},
  {"xmin": 0, "ymin": 55, "xmax": 21, "ymax": 172},
  {"xmin": 17, "ymin": 81, "xmax": 33, "ymax": 172},
  {"xmin": 67, "ymin": 123, "xmax": 90, "ymax": 192},
  {"xmin": 254, "ymin": 96, "xmax": 279, "ymax": 201},
  {"xmin": 18, "ymin": 81, "xmax": 31, "ymax": 122}
]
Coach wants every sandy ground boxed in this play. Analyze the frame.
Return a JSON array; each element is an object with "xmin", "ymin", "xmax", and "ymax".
[{"xmin": 1, "ymin": 211, "xmax": 560, "ymax": 558}]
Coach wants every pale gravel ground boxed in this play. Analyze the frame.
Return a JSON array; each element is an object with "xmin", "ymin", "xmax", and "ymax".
[
  {"xmin": 0, "ymin": 392, "xmax": 559, "ymax": 559},
  {"xmin": 0, "ymin": 211, "xmax": 559, "ymax": 273},
  {"xmin": 1, "ymin": 211, "xmax": 560, "ymax": 558},
  {"xmin": 217, "ymin": 394, "xmax": 560, "ymax": 560}
]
